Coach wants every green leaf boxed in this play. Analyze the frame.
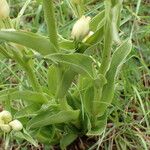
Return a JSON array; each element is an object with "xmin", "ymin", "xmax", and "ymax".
[
  {"xmin": 36, "ymin": 125, "xmax": 55, "ymax": 144},
  {"xmin": 87, "ymin": 114, "xmax": 107, "ymax": 136},
  {"xmin": 0, "ymin": 30, "xmax": 56, "ymax": 55},
  {"xmin": 15, "ymin": 104, "xmax": 41, "ymax": 118},
  {"xmin": 56, "ymin": 67, "xmax": 77, "ymax": 99},
  {"xmin": 107, "ymin": 39, "xmax": 132, "ymax": 80},
  {"xmin": 86, "ymin": 25, "xmax": 104, "ymax": 45},
  {"xmin": 100, "ymin": 39, "xmax": 132, "ymax": 115},
  {"xmin": 90, "ymin": 10, "xmax": 105, "ymax": 31},
  {"xmin": 47, "ymin": 65, "xmax": 59, "ymax": 96},
  {"xmin": 14, "ymin": 129, "xmax": 38, "ymax": 147},
  {"xmin": 59, "ymin": 40, "xmax": 75, "ymax": 51},
  {"xmin": 83, "ymin": 86, "xmax": 94, "ymax": 115},
  {"xmin": 27, "ymin": 105, "xmax": 80, "ymax": 128},
  {"xmin": 60, "ymin": 133, "xmax": 78, "ymax": 150},
  {"xmin": 48, "ymin": 65, "xmax": 77, "ymax": 99},
  {"xmin": 92, "ymin": 101, "xmax": 109, "ymax": 117},
  {"xmin": 46, "ymin": 53, "xmax": 95, "ymax": 78},
  {"xmin": 0, "ymin": 90, "xmax": 48, "ymax": 104}
]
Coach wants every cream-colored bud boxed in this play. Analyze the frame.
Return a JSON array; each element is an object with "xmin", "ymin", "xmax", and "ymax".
[
  {"xmin": 9, "ymin": 120, "xmax": 23, "ymax": 131},
  {"xmin": 71, "ymin": 16, "xmax": 91, "ymax": 40},
  {"xmin": 0, "ymin": 124, "xmax": 11, "ymax": 133},
  {"xmin": 0, "ymin": 110, "xmax": 12, "ymax": 123},
  {"xmin": 0, "ymin": 0, "xmax": 10, "ymax": 19},
  {"xmin": 0, "ymin": 118, "xmax": 4, "ymax": 124}
]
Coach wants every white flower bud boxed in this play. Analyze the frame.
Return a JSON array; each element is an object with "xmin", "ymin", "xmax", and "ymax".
[
  {"xmin": 9, "ymin": 120, "xmax": 23, "ymax": 131},
  {"xmin": 0, "ymin": 124, "xmax": 11, "ymax": 133},
  {"xmin": 0, "ymin": 118, "xmax": 4, "ymax": 124},
  {"xmin": 0, "ymin": 0, "xmax": 10, "ymax": 19},
  {"xmin": 0, "ymin": 110, "xmax": 12, "ymax": 123},
  {"xmin": 71, "ymin": 16, "xmax": 91, "ymax": 40}
]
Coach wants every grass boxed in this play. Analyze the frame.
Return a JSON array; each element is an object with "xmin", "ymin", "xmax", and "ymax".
[{"xmin": 0, "ymin": 0, "xmax": 150, "ymax": 149}]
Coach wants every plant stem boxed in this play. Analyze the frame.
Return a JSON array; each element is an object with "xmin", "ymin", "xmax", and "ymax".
[
  {"xmin": 99, "ymin": 0, "xmax": 113, "ymax": 75},
  {"xmin": 130, "ymin": 0, "xmax": 142, "ymax": 39},
  {"xmin": 12, "ymin": 49, "xmax": 42, "ymax": 92},
  {"xmin": 43, "ymin": 0, "xmax": 59, "ymax": 51},
  {"xmin": 25, "ymin": 65, "xmax": 42, "ymax": 92}
]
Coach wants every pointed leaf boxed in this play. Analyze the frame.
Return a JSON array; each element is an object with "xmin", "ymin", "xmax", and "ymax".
[
  {"xmin": 90, "ymin": 10, "xmax": 105, "ymax": 31},
  {"xmin": 27, "ymin": 106, "xmax": 80, "ymax": 128},
  {"xmin": 99, "ymin": 39, "xmax": 132, "ymax": 116},
  {"xmin": 14, "ymin": 129, "xmax": 38, "ymax": 147},
  {"xmin": 0, "ymin": 90, "xmax": 48, "ymax": 104},
  {"xmin": 0, "ymin": 30, "xmax": 56, "ymax": 55},
  {"xmin": 60, "ymin": 133, "xmax": 78, "ymax": 149},
  {"xmin": 46, "ymin": 53, "xmax": 94, "ymax": 78},
  {"xmin": 15, "ymin": 104, "xmax": 41, "ymax": 118}
]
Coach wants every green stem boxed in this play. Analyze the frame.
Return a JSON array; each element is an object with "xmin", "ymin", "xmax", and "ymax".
[
  {"xmin": 12, "ymin": 49, "xmax": 42, "ymax": 92},
  {"xmin": 43, "ymin": 0, "xmax": 59, "ymax": 51},
  {"xmin": 25, "ymin": 66, "xmax": 42, "ymax": 92},
  {"xmin": 99, "ymin": 0, "xmax": 113, "ymax": 75}
]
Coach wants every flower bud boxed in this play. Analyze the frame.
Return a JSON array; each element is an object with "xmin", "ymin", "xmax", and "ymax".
[
  {"xmin": 0, "ymin": 124, "xmax": 11, "ymax": 133},
  {"xmin": 0, "ymin": 110, "xmax": 12, "ymax": 123},
  {"xmin": 9, "ymin": 120, "xmax": 23, "ymax": 131},
  {"xmin": 0, "ymin": 0, "xmax": 10, "ymax": 19},
  {"xmin": 0, "ymin": 118, "xmax": 4, "ymax": 124},
  {"xmin": 71, "ymin": 16, "xmax": 91, "ymax": 40}
]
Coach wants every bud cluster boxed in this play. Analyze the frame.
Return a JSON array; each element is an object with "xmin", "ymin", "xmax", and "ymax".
[{"xmin": 0, "ymin": 110, "xmax": 23, "ymax": 133}]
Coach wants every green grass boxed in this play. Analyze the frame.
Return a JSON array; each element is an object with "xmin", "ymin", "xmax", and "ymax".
[{"xmin": 0, "ymin": 0, "xmax": 150, "ymax": 149}]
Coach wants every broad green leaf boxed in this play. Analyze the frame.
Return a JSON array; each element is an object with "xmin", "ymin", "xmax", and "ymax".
[
  {"xmin": 27, "ymin": 105, "xmax": 80, "ymax": 128},
  {"xmin": 48, "ymin": 65, "xmax": 77, "ymax": 99},
  {"xmin": 60, "ymin": 133, "xmax": 78, "ymax": 149},
  {"xmin": 59, "ymin": 40, "xmax": 75, "ymax": 50},
  {"xmin": 36, "ymin": 125, "xmax": 55, "ymax": 144},
  {"xmin": 46, "ymin": 53, "xmax": 94, "ymax": 78},
  {"xmin": 90, "ymin": 10, "xmax": 105, "ymax": 31},
  {"xmin": 0, "ymin": 90, "xmax": 48, "ymax": 104},
  {"xmin": 92, "ymin": 101, "xmax": 110, "ymax": 117},
  {"xmin": 83, "ymin": 75, "xmax": 107, "ymax": 116},
  {"xmin": 83, "ymin": 86, "xmax": 94, "ymax": 115},
  {"xmin": 15, "ymin": 104, "xmax": 41, "ymax": 118},
  {"xmin": 87, "ymin": 114, "xmax": 107, "ymax": 136},
  {"xmin": 107, "ymin": 39, "xmax": 132, "ymax": 80},
  {"xmin": 14, "ymin": 129, "xmax": 38, "ymax": 147},
  {"xmin": 100, "ymin": 39, "xmax": 132, "ymax": 115},
  {"xmin": 56, "ymin": 68, "xmax": 77, "ymax": 99},
  {"xmin": 47, "ymin": 65, "xmax": 58, "ymax": 96},
  {"xmin": 0, "ymin": 30, "xmax": 56, "ymax": 55}
]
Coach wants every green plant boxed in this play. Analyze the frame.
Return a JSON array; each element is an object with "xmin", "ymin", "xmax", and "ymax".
[{"xmin": 0, "ymin": 0, "xmax": 132, "ymax": 149}]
